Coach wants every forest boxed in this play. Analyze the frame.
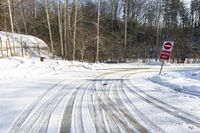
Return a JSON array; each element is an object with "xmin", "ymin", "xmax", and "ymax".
[{"xmin": 0, "ymin": 0, "xmax": 199, "ymax": 63}]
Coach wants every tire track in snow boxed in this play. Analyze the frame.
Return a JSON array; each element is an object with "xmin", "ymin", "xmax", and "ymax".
[
  {"xmin": 60, "ymin": 70, "xmax": 128, "ymax": 133},
  {"xmin": 71, "ymin": 82, "xmax": 92, "ymax": 133},
  {"xmin": 16, "ymin": 81, "xmax": 79, "ymax": 133},
  {"xmin": 87, "ymin": 82, "xmax": 107, "ymax": 133},
  {"xmin": 123, "ymin": 80, "xmax": 200, "ymax": 129},
  {"xmin": 108, "ymin": 80, "xmax": 150, "ymax": 133},
  {"xmin": 88, "ymin": 78, "xmax": 128, "ymax": 133},
  {"xmin": 27, "ymin": 82, "xmax": 77, "ymax": 133},
  {"xmin": 8, "ymin": 68, "xmax": 157, "ymax": 133},
  {"xmin": 81, "ymin": 82, "xmax": 97, "ymax": 133},
  {"xmin": 60, "ymin": 81, "xmax": 89, "ymax": 133},
  {"xmin": 117, "ymin": 80, "xmax": 165, "ymax": 133},
  {"xmin": 95, "ymin": 79, "xmax": 150, "ymax": 133},
  {"xmin": 135, "ymin": 78, "xmax": 200, "ymax": 122},
  {"xmin": 9, "ymin": 80, "xmax": 67, "ymax": 133},
  {"xmin": 84, "ymin": 71, "xmax": 131, "ymax": 133},
  {"xmin": 124, "ymin": 70, "xmax": 200, "ymax": 125}
]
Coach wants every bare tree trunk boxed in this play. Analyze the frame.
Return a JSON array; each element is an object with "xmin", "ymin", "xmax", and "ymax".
[
  {"xmin": 58, "ymin": 1, "xmax": 64, "ymax": 59},
  {"xmin": 68, "ymin": 6, "xmax": 72, "ymax": 33},
  {"xmin": 4, "ymin": 3, "xmax": 11, "ymax": 56},
  {"xmin": 45, "ymin": 0, "xmax": 54, "ymax": 58},
  {"xmin": 19, "ymin": 0, "xmax": 28, "ymax": 34},
  {"xmin": 124, "ymin": 0, "xmax": 128, "ymax": 62},
  {"xmin": 156, "ymin": 24, "xmax": 160, "ymax": 61},
  {"xmin": 64, "ymin": 0, "xmax": 68, "ymax": 59},
  {"xmin": 155, "ymin": 0, "xmax": 162, "ymax": 61},
  {"xmin": 7, "ymin": 0, "xmax": 15, "ymax": 55},
  {"xmin": 64, "ymin": 0, "xmax": 72, "ymax": 60},
  {"xmin": 79, "ymin": 11, "xmax": 85, "ymax": 62},
  {"xmin": 68, "ymin": 5, "xmax": 72, "ymax": 59},
  {"xmin": 8, "ymin": 0, "xmax": 14, "ymax": 34},
  {"xmin": 96, "ymin": 0, "xmax": 101, "ymax": 63},
  {"xmin": 34, "ymin": 0, "xmax": 37, "ymax": 19},
  {"xmin": 111, "ymin": 0, "xmax": 115, "ymax": 61},
  {"xmin": 72, "ymin": 0, "xmax": 77, "ymax": 60},
  {"xmin": 0, "ymin": 37, "xmax": 3, "ymax": 57}
]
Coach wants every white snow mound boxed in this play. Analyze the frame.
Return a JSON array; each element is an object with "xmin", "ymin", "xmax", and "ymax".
[{"xmin": 0, "ymin": 31, "xmax": 49, "ymax": 57}]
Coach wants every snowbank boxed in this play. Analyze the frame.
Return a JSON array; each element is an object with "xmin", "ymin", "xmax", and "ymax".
[
  {"xmin": 0, "ymin": 31, "xmax": 48, "ymax": 48},
  {"xmin": 0, "ymin": 31, "xmax": 49, "ymax": 57},
  {"xmin": 0, "ymin": 57, "xmax": 94, "ymax": 80},
  {"xmin": 150, "ymin": 71, "xmax": 200, "ymax": 97}
]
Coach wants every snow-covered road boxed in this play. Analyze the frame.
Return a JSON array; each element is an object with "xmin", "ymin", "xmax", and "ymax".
[{"xmin": 0, "ymin": 58, "xmax": 200, "ymax": 133}]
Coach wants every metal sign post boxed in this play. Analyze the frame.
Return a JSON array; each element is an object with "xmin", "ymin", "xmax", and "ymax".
[
  {"xmin": 159, "ymin": 41, "xmax": 174, "ymax": 75},
  {"xmin": 159, "ymin": 60, "xmax": 164, "ymax": 75}
]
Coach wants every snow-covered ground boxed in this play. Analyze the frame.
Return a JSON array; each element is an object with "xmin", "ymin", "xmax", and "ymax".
[{"xmin": 0, "ymin": 57, "xmax": 200, "ymax": 133}]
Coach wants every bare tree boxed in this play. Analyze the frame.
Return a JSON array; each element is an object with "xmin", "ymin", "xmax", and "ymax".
[
  {"xmin": 34, "ymin": 0, "xmax": 37, "ymax": 19},
  {"xmin": 124, "ymin": 0, "xmax": 128, "ymax": 62},
  {"xmin": 3, "ymin": 2, "xmax": 11, "ymax": 56},
  {"xmin": 64, "ymin": 0, "xmax": 72, "ymax": 60},
  {"xmin": 96, "ymin": 0, "xmax": 101, "ymax": 63},
  {"xmin": 7, "ymin": 0, "xmax": 15, "ymax": 55},
  {"xmin": 155, "ymin": 0, "xmax": 162, "ymax": 61},
  {"xmin": 8, "ymin": 0, "xmax": 14, "ymax": 34},
  {"xmin": 45, "ymin": 0, "xmax": 54, "ymax": 58},
  {"xmin": 19, "ymin": 0, "xmax": 28, "ymax": 34},
  {"xmin": 57, "ymin": 0, "xmax": 64, "ymax": 59},
  {"xmin": 72, "ymin": 0, "xmax": 77, "ymax": 60},
  {"xmin": 64, "ymin": 0, "xmax": 68, "ymax": 59}
]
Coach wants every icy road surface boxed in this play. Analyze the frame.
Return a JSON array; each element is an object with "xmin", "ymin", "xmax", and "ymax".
[{"xmin": 0, "ymin": 62, "xmax": 200, "ymax": 133}]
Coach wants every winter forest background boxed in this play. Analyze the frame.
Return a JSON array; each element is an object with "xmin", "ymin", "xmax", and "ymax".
[{"xmin": 0, "ymin": 0, "xmax": 199, "ymax": 63}]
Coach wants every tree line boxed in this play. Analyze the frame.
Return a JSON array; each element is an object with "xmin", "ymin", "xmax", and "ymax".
[{"xmin": 0, "ymin": 0, "xmax": 200, "ymax": 63}]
